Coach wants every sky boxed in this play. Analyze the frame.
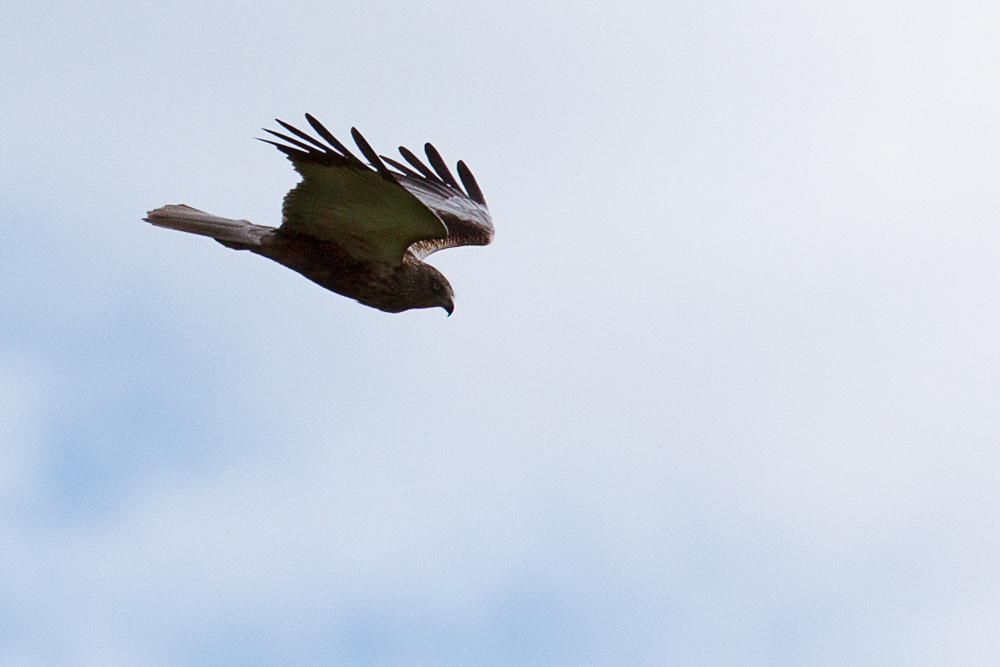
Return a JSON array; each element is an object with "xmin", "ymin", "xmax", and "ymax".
[{"xmin": 2, "ymin": 0, "xmax": 1000, "ymax": 664}]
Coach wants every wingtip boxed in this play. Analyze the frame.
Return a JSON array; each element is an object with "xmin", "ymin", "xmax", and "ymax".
[
  {"xmin": 305, "ymin": 114, "xmax": 364, "ymax": 165},
  {"xmin": 456, "ymin": 160, "xmax": 487, "ymax": 206},
  {"xmin": 424, "ymin": 142, "xmax": 460, "ymax": 189},
  {"xmin": 398, "ymin": 145, "xmax": 443, "ymax": 183},
  {"xmin": 351, "ymin": 127, "xmax": 390, "ymax": 175}
]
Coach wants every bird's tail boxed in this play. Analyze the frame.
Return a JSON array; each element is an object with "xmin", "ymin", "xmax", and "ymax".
[{"xmin": 144, "ymin": 205, "xmax": 272, "ymax": 246}]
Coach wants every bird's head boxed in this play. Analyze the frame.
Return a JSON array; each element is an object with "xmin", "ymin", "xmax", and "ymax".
[
  {"xmin": 428, "ymin": 268, "xmax": 455, "ymax": 316},
  {"xmin": 408, "ymin": 263, "xmax": 455, "ymax": 315}
]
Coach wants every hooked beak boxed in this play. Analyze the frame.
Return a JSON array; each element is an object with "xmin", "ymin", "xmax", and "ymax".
[{"xmin": 443, "ymin": 299, "xmax": 454, "ymax": 316}]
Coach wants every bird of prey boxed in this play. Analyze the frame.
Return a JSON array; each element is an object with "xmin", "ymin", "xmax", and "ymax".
[{"xmin": 145, "ymin": 114, "xmax": 493, "ymax": 315}]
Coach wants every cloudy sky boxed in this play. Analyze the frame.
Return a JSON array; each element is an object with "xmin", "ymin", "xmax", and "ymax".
[{"xmin": 3, "ymin": 0, "xmax": 1000, "ymax": 664}]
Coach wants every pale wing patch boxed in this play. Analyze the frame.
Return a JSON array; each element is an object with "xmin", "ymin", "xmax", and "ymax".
[
  {"xmin": 398, "ymin": 175, "xmax": 493, "ymax": 230},
  {"xmin": 395, "ymin": 175, "xmax": 494, "ymax": 260}
]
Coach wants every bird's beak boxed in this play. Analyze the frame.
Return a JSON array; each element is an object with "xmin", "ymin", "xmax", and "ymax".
[{"xmin": 444, "ymin": 300, "xmax": 454, "ymax": 316}]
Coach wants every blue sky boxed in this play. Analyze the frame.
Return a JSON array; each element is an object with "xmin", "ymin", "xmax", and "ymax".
[{"xmin": 3, "ymin": 0, "xmax": 1000, "ymax": 664}]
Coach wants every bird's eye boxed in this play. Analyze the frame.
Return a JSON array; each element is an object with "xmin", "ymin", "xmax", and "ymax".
[{"xmin": 433, "ymin": 282, "xmax": 442, "ymax": 291}]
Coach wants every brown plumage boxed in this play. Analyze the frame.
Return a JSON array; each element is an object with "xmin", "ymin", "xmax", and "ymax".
[{"xmin": 145, "ymin": 115, "xmax": 494, "ymax": 315}]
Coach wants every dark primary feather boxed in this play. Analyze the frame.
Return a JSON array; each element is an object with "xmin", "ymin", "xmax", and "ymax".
[
  {"xmin": 305, "ymin": 113, "xmax": 365, "ymax": 166},
  {"xmin": 380, "ymin": 155, "xmax": 425, "ymax": 180},
  {"xmin": 424, "ymin": 142, "xmax": 461, "ymax": 190},
  {"xmin": 258, "ymin": 129, "xmax": 349, "ymax": 168},
  {"xmin": 259, "ymin": 120, "xmax": 371, "ymax": 173},
  {"xmin": 263, "ymin": 129, "xmax": 315, "ymax": 153},
  {"xmin": 350, "ymin": 127, "xmax": 391, "ymax": 176},
  {"xmin": 456, "ymin": 160, "xmax": 486, "ymax": 206},
  {"xmin": 276, "ymin": 118, "xmax": 331, "ymax": 152},
  {"xmin": 398, "ymin": 145, "xmax": 443, "ymax": 184}
]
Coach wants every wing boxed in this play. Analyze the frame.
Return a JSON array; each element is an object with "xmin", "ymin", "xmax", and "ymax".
[
  {"xmin": 379, "ymin": 143, "xmax": 494, "ymax": 260},
  {"xmin": 260, "ymin": 115, "xmax": 448, "ymax": 265}
]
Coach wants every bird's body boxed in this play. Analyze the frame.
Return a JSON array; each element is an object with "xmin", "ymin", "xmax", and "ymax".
[
  {"xmin": 146, "ymin": 115, "xmax": 493, "ymax": 314},
  {"xmin": 223, "ymin": 227, "xmax": 454, "ymax": 314}
]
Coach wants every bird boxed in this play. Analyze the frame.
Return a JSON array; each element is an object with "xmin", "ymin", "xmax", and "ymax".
[{"xmin": 145, "ymin": 114, "xmax": 493, "ymax": 315}]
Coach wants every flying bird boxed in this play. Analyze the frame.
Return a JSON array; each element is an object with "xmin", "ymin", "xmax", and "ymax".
[{"xmin": 145, "ymin": 114, "xmax": 493, "ymax": 315}]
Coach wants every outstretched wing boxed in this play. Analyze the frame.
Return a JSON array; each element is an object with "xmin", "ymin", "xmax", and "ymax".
[
  {"xmin": 261, "ymin": 115, "xmax": 447, "ymax": 265},
  {"xmin": 379, "ymin": 143, "xmax": 494, "ymax": 260}
]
